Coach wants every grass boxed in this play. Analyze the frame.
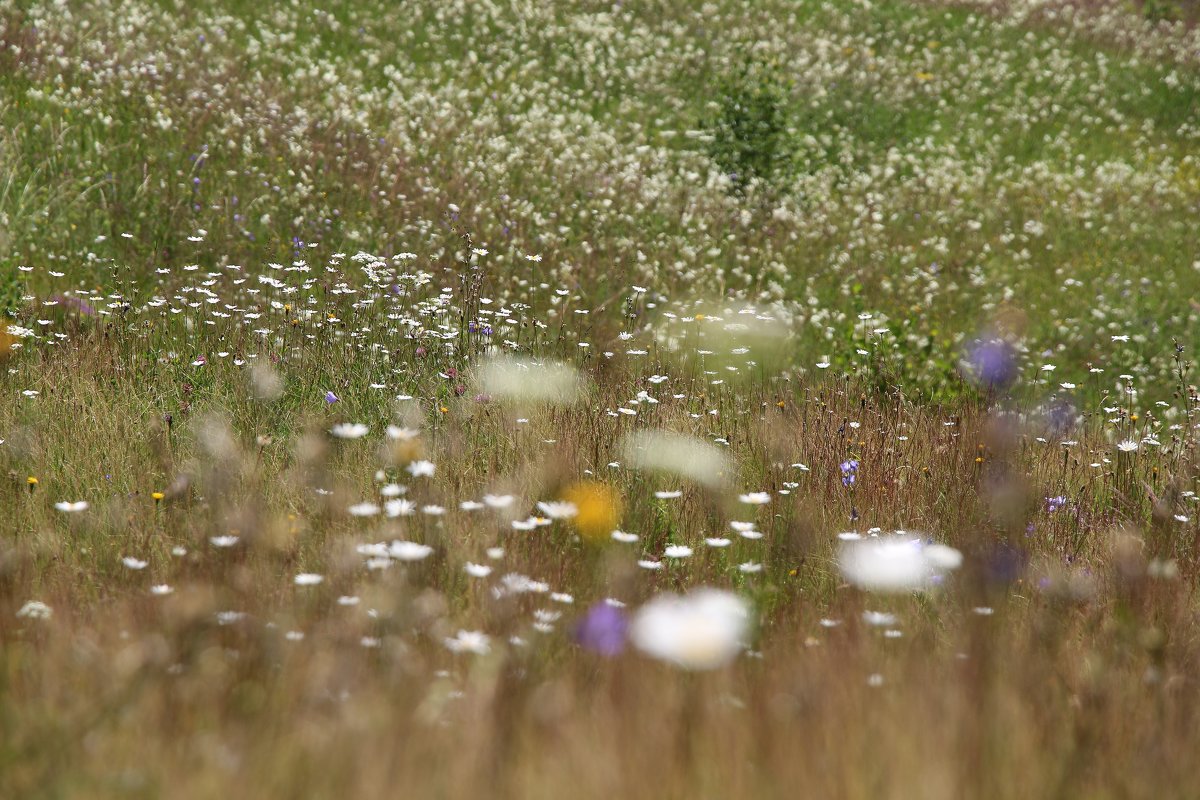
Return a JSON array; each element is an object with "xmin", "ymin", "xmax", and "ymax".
[{"xmin": 2, "ymin": 0, "xmax": 1200, "ymax": 796}]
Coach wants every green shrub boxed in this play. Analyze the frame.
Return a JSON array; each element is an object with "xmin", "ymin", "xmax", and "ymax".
[{"xmin": 704, "ymin": 59, "xmax": 794, "ymax": 193}]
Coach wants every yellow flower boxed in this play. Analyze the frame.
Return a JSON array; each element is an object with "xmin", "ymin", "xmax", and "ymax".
[
  {"xmin": 26, "ymin": 476, "xmax": 38, "ymax": 492},
  {"xmin": 152, "ymin": 491, "xmax": 165, "ymax": 503},
  {"xmin": 561, "ymin": 481, "xmax": 622, "ymax": 543}
]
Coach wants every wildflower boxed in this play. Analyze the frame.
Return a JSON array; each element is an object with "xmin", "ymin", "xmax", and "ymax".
[
  {"xmin": 560, "ymin": 482, "xmax": 622, "ymax": 542},
  {"xmin": 406, "ymin": 460, "xmax": 436, "ymax": 478},
  {"xmin": 840, "ymin": 460, "xmax": 858, "ymax": 487},
  {"xmin": 464, "ymin": 562, "xmax": 492, "ymax": 578},
  {"xmin": 961, "ymin": 337, "xmax": 1017, "ymax": 390},
  {"xmin": 477, "ymin": 356, "xmax": 584, "ymax": 404},
  {"xmin": 325, "ymin": 391, "xmax": 339, "ymax": 404},
  {"xmin": 210, "ymin": 535, "xmax": 240, "ymax": 548},
  {"xmin": 16, "ymin": 601, "xmax": 52, "ymax": 620},
  {"xmin": 294, "ymin": 573, "xmax": 324, "ymax": 586},
  {"xmin": 384, "ymin": 499, "xmax": 416, "ymax": 517},
  {"xmin": 444, "ymin": 630, "xmax": 491, "ymax": 655},
  {"xmin": 535, "ymin": 500, "xmax": 578, "ymax": 520},
  {"xmin": 622, "ymin": 430, "xmax": 729, "ymax": 489},
  {"xmin": 575, "ymin": 602, "xmax": 629, "ymax": 656},
  {"xmin": 663, "ymin": 545, "xmax": 693, "ymax": 559},
  {"xmin": 629, "ymin": 589, "xmax": 750, "ymax": 670},
  {"xmin": 611, "ymin": 530, "xmax": 639, "ymax": 543},
  {"xmin": 1117, "ymin": 440, "xmax": 1139, "ymax": 453},
  {"xmin": 738, "ymin": 491, "xmax": 771, "ymax": 505},
  {"xmin": 330, "ymin": 422, "xmax": 369, "ymax": 439},
  {"xmin": 388, "ymin": 540, "xmax": 434, "ymax": 561},
  {"xmin": 54, "ymin": 500, "xmax": 89, "ymax": 512},
  {"xmin": 348, "ymin": 502, "xmax": 381, "ymax": 517},
  {"xmin": 26, "ymin": 476, "xmax": 37, "ymax": 493},
  {"xmin": 483, "ymin": 493, "xmax": 514, "ymax": 509},
  {"xmin": 838, "ymin": 534, "xmax": 962, "ymax": 593},
  {"xmin": 1046, "ymin": 495, "xmax": 1067, "ymax": 513},
  {"xmin": 152, "ymin": 491, "xmax": 165, "ymax": 504},
  {"xmin": 862, "ymin": 610, "xmax": 898, "ymax": 626},
  {"xmin": 122, "ymin": 557, "xmax": 148, "ymax": 570}
]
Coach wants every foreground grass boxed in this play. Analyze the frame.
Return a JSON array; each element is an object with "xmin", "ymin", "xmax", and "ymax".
[{"xmin": 2, "ymin": 0, "xmax": 1200, "ymax": 797}]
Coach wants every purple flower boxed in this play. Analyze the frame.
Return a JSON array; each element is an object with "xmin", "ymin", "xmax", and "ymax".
[
  {"xmin": 1046, "ymin": 495, "xmax": 1067, "ymax": 513},
  {"xmin": 840, "ymin": 459, "xmax": 858, "ymax": 487},
  {"xmin": 324, "ymin": 391, "xmax": 339, "ymax": 404},
  {"xmin": 962, "ymin": 337, "xmax": 1017, "ymax": 390},
  {"xmin": 575, "ymin": 602, "xmax": 628, "ymax": 657}
]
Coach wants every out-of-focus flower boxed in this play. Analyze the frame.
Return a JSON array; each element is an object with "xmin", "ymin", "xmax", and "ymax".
[
  {"xmin": 622, "ymin": 430, "xmax": 730, "ymax": 489},
  {"xmin": 477, "ymin": 356, "xmax": 584, "ymax": 404},
  {"xmin": 331, "ymin": 423, "xmax": 369, "ymax": 439},
  {"xmin": 961, "ymin": 337, "xmax": 1018, "ymax": 390},
  {"xmin": 561, "ymin": 482, "xmax": 622, "ymax": 542},
  {"xmin": 445, "ymin": 630, "xmax": 491, "ymax": 655},
  {"xmin": 16, "ymin": 600, "xmax": 52, "ymax": 620},
  {"xmin": 630, "ymin": 589, "xmax": 750, "ymax": 670},
  {"xmin": 838, "ymin": 534, "xmax": 962, "ymax": 593},
  {"xmin": 575, "ymin": 602, "xmax": 628, "ymax": 656}
]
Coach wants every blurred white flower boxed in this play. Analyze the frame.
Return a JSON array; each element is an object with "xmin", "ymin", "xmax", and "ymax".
[
  {"xmin": 630, "ymin": 589, "xmax": 750, "ymax": 670},
  {"xmin": 465, "ymin": 562, "xmax": 493, "ymax": 578},
  {"xmin": 331, "ymin": 423, "xmax": 369, "ymax": 439},
  {"xmin": 445, "ymin": 629, "xmax": 491, "ymax": 655},
  {"xmin": 406, "ymin": 460, "xmax": 436, "ymax": 478},
  {"xmin": 348, "ymin": 502, "xmax": 381, "ymax": 517},
  {"xmin": 16, "ymin": 600, "xmax": 52, "ymax": 620},
  {"xmin": 838, "ymin": 534, "xmax": 962, "ymax": 593},
  {"xmin": 478, "ymin": 356, "xmax": 584, "ymax": 404},
  {"xmin": 389, "ymin": 540, "xmax": 434, "ymax": 561},
  {"xmin": 623, "ymin": 431, "xmax": 730, "ymax": 489}
]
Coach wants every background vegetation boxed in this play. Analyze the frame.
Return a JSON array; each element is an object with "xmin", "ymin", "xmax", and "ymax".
[{"xmin": 1, "ymin": 0, "xmax": 1199, "ymax": 796}]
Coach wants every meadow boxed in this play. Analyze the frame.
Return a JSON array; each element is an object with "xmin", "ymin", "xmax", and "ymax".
[{"xmin": 2, "ymin": 0, "xmax": 1200, "ymax": 796}]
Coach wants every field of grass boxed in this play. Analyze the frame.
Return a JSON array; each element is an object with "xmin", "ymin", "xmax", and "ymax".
[{"xmin": 2, "ymin": 0, "xmax": 1200, "ymax": 796}]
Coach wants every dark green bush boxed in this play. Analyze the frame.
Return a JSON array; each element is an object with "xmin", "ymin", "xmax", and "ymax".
[{"xmin": 704, "ymin": 59, "xmax": 794, "ymax": 193}]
